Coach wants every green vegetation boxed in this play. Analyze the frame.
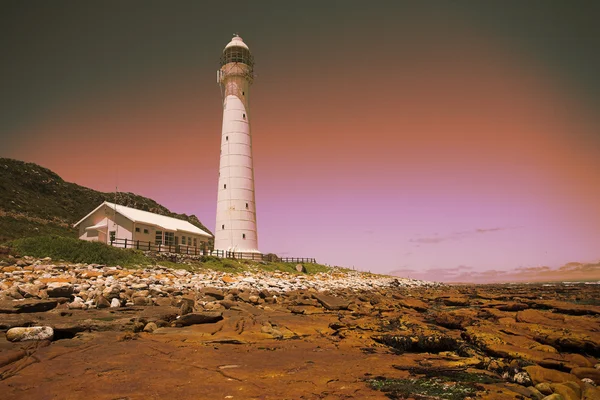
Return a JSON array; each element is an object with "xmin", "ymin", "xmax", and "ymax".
[
  {"xmin": 0, "ymin": 215, "xmax": 77, "ymax": 243},
  {"xmin": 368, "ymin": 373, "xmax": 490, "ymax": 400},
  {"xmin": 6, "ymin": 235, "xmax": 332, "ymax": 274},
  {"xmin": 154, "ymin": 256, "xmax": 331, "ymax": 274},
  {"xmin": 7, "ymin": 236, "xmax": 150, "ymax": 266}
]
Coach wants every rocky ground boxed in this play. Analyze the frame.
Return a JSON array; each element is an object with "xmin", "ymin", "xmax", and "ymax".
[{"xmin": 0, "ymin": 256, "xmax": 599, "ymax": 399}]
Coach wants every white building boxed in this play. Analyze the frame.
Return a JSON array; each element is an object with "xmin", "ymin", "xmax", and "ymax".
[
  {"xmin": 74, "ymin": 201, "xmax": 212, "ymax": 251},
  {"xmin": 214, "ymin": 35, "xmax": 260, "ymax": 254}
]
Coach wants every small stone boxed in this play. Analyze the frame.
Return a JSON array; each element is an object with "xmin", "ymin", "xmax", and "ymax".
[
  {"xmin": 110, "ymin": 298, "xmax": 121, "ymax": 308},
  {"xmin": 179, "ymin": 299, "xmax": 194, "ymax": 315},
  {"xmin": 513, "ymin": 371, "xmax": 532, "ymax": 386},
  {"xmin": 203, "ymin": 288, "xmax": 225, "ymax": 300},
  {"xmin": 536, "ymin": 383, "xmax": 553, "ymax": 395},
  {"xmin": 541, "ymin": 394, "xmax": 564, "ymax": 400},
  {"xmin": 143, "ymin": 322, "xmax": 157, "ymax": 333},
  {"xmin": 527, "ymin": 386, "xmax": 545, "ymax": 400},
  {"xmin": 6, "ymin": 326, "xmax": 54, "ymax": 342},
  {"xmin": 133, "ymin": 297, "xmax": 148, "ymax": 306},
  {"xmin": 133, "ymin": 321, "xmax": 145, "ymax": 332},
  {"xmin": 153, "ymin": 297, "xmax": 173, "ymax": 307},
  {"xmin": 95, "ymin": 295, "xmax": 111, "ymax": 309},
  {"xmin": 131, "ymin": 283, "xmax": 148, "ymax": 290},
  {"xmin": 248, "ymin": 295, "xmax": 260, "ymax": 304},
  {"xmin": 68, "ymin": 297, "xmax": 85, "ymax": 309},
  {"xmin": 295, "ymin": 264, "xmax": 306, "ymax": 273}
]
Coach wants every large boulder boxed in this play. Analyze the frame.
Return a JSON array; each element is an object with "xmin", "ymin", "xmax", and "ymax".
[
  {"xmin": 524, "ymin": 365, "xmax": 580, "ymax": 385},
  {"xmin": 46, "ymin": 282, "xmax": 74, "ymax": 298},
  {"xmin": 6, "ymin": 326, "xmax": 54, "ymax": 342},
  {"xmin": 571, "ymin": 367, "xmax": 600, "ymax": 385},
  {"xmin": 176, "ymin": 312, "xmax": 223, "ymax": 326}
]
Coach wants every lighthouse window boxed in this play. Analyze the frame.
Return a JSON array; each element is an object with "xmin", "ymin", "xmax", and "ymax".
[
  {"xmin": 224, "ymin": 184, "xmax": 227, "ymax": 189},
  {"xmin": 242, "ymin": 91, "xmax": 245, "ymax": 95},
  {"xmin": 242, "ymin": 234, "xmax": 246, "ymax": 239},
  {"xmin": 245, "ymin": 203, "xmax": 248, "ymax": 209},
  {"xmin": 222, "ymin": 225, "xmax": 225, "ymax": 230},
  {"xmin": 164, "ymin": 232, "xmax": 175, "ymax": 246},
  {"xmin": 243, "ymin": 113, "xmax": 246, "ymax": 119},
  {"xmin": 226, "ymin": 136, "xmax": 228, "ymax": 141}
]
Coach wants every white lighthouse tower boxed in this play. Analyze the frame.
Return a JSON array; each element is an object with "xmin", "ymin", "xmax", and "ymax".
[{"xmin": 214, "ymin": 35, "xmax": 259, "ymax": 254}]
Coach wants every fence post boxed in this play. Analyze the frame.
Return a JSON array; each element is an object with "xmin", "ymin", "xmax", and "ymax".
[
  {"xmin": 148, "ymin": 242, "xmax": 151, "ymax": 251},
  {"xmin": 124, "ymin": 238, "xmax": 127, "ymax": 248}
]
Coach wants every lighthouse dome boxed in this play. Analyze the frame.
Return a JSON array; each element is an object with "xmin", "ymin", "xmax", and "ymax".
[
  {"xmin": 224, "ymin": 35, "xmax": 249, "ymax": 51},
  {"xmin": 220, "ymin": 35, "xmax": 253, "ymax": 69}
]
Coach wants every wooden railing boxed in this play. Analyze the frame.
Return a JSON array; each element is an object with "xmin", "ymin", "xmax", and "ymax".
[
  {"xmin": 109, "ymin": 238, "xmax": 316, "ymax": 263},
  {"xmin": 110, "ymin": 238, "xmax": 206, "ymax": 256}
]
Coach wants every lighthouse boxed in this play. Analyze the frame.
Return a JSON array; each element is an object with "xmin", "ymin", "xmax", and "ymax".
[{"xmin": 214, "ymin": 35, "xmax": 259, "ymax": 254}]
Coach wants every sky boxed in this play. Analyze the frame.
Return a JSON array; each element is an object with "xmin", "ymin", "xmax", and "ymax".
[{"xmin": 1, "ymin": 1, "xmax": 600, "ymax": 280}]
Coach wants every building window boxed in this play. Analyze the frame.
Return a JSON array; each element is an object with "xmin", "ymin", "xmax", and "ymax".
[
  {"xmin": 188, "ymin": 237, "xmax": 192, "ymax": 245},
  {"xmin": 222, "ymin": 225, "xmax": 225, "ymax": 230},
  {"xmin": 193, "ymin": 238, "xmax": 197, "ymax": 247},
  {"xmin": 242, "ymin": 233, "xmax": 246, "ymax": 239},
  {"xmin": 109, "ymin": 231, "xmax": 116, "ymax": 242},
  {"xmin": 135, "ymin": 227, "xmax": 140, "ymax": 233},
  {"xmin": 182, "ymin": 235, "xmax": 186, "ymax": 245},
  {"xmin": 164, "ymin": 232, "xmax": 175, "ymax": 246},
  {"xmin": 242, "ymin": 91, "xmax": 245, "ymax": 95},
  {"xmin": 143, "ymin": 229, "xmax": 149, "ymax": 234},
  {"xmin": 155, "ymin": 231, "xmax": 163, "ymax": 245}
]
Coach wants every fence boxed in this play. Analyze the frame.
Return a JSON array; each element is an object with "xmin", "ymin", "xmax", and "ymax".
[
  {"xmin": 110, "ymin": 238, "xmax": 205, "ymax": 256},
  {"xmin": 109, "ymin": 238, "xmax": 316, "ymax": 263}
]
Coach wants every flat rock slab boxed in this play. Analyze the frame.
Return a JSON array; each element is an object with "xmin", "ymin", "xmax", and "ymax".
[
  {"xmin": 0, "ymin": 299, "xmax": 58, "ymax": 314},
  {"xmin": 395, "ymin": 297, "xmax": 429, "ymax": 312},
  {"xmin": 176, "ymin": 312, "xmax": 223, "ymax": 326},
  {"xmin": 313, "ymin": 293, "xmax": 350, "ymax": 310}
]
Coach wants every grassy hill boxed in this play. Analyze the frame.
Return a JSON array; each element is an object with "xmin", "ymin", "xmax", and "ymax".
[{"xmin": 0, "ymin": 158, "xmax": 212, "ymax": 243}]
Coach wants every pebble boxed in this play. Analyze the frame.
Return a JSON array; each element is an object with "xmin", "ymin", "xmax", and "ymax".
[{"xmin": 0, "ymin": 257, "xmax": 438, "ymax": 309}]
